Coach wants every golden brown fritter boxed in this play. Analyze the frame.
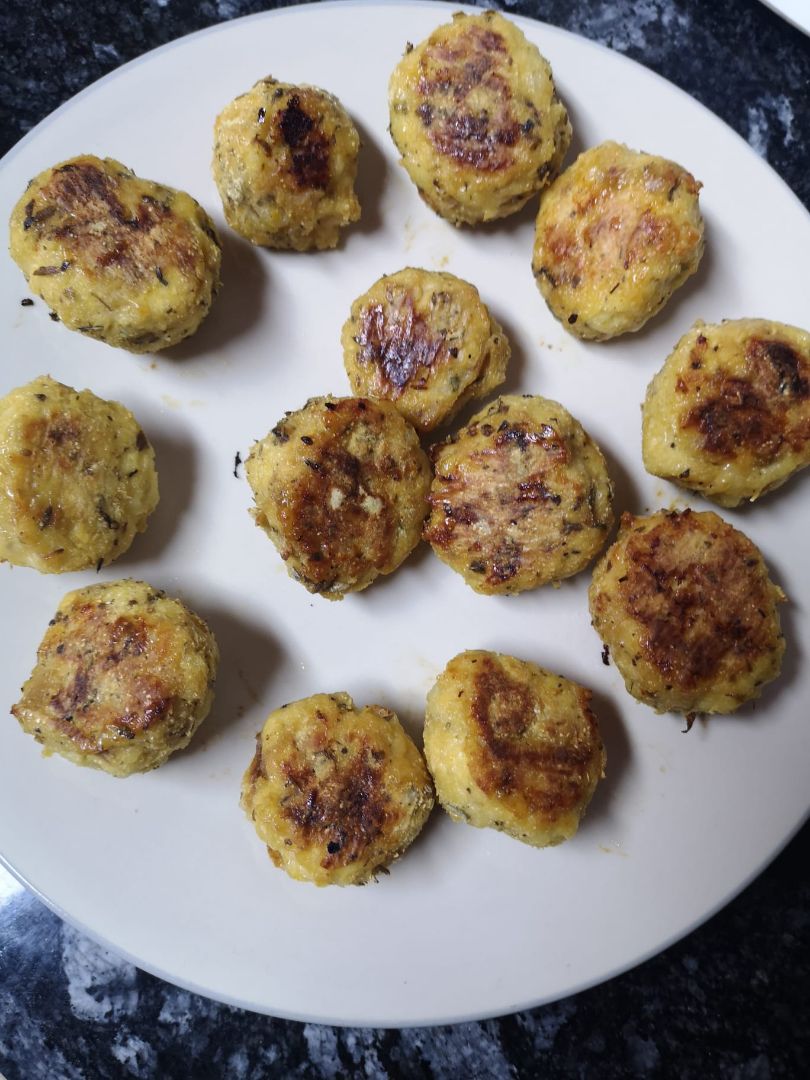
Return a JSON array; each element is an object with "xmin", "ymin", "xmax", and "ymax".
[
  {"xmin": 241, "ymin": 692, "xmax": 434, "ymax": 886},
  {"xmin": 0, "ymin": 375, "xmax": 159, "ymax": 573},
  {"xmin": 388, "ymin": 10, "xmax": 571, "ymax": 226},
  {"xmin": 9, "ymin": 155, "xmax": 221, "ymax": 352},
  {"xmin": 423, "ymin": 651, "xmax": 605, "ymax": 847},
  {"xmin": 341, "ymin": 267, "xmax": 510, "ymax": 433},
  {"xmin": 532, "ymin": 141, "xmax": 704, "ymax": 340},
  {"xmin": 424, "ymin": 395, "xmax": 613, "ymax": 594},
  {"xmin": 212, "ymin": 77, "xmax": 361, "ymax": 250},
  {"xmin": 246, "ymin": 396, "xmax": 431, "ymax": 599},
  {"xmin": 12, "ymin": 579, "xmax": 219, "ymax": 777},
  {"xmin": 643, "ymin": 319, "xmax": 810, "ymax": 507},
  {"xmin": 589, "ymin": 509, "xmax": 786, "ymax": 715}
]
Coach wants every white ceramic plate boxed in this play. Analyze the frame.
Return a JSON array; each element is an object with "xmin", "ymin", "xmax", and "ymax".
[
  {"xmin": 1, "ymin": 1, "xmax": 809, "ymax": 1028},
  {"xmin": 759, "ymin": 0, "xmax": 810, "ymax": 35}
]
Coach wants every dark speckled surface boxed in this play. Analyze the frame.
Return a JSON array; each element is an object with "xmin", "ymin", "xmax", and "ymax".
[{"xmin": 1, "ymin": 1, "xmax": 809, "ymax": 1077}]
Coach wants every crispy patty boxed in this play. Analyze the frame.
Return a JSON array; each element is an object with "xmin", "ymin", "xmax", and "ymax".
[
  {"xmin": 0, "ymin": 375, "xmax": 159, "ymax": 573},
  {"xmin": 213, "ymin": 77, "xmax": 361, "ymax": 250},
  {"xmin": 341, "ymin": 267, "xmax": 510, "ymax": 433},
  {"xmin": 643, "ymin": 318, "xmax": 810, "ymax": 507},
  {"xmin": 246, "ymin": 396, "xmax": 431, "ymax": 599},
  {"xmin": 424, "ymin": 395, "xmax": 613, "ymax": 594},
  {"xmin": 532, "ymin": 141, "xmax": 704, "ymax": 340},
  {"xmin": 589, "ymin": 509, "xmax": 786, "ymax": 715},
  {"xmin": 241, "ymin": 691, "xmax": 434, "ymax": 886},
  {"xmin": 9, "ymin": 155, "xmax": 221, "ymax": 352},
  {"xmin": 388, "ymin": 10, "xmax": 571, "ymax": 225},
  {"xmin": 12, "ymin": 579, "xmax": 219, "ymax": 777},
  {"xmin": 424, "ymin": 651, "xmax": 605, "ymax": 847}
]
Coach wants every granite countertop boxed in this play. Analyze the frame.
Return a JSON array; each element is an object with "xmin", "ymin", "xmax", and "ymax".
[{"xmin": 1, "ymin": 2, "xmax": 809, "ymax": 1077}]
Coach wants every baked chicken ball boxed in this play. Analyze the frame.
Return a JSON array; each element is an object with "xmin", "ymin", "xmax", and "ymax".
[
  {"xmin": 424, "ymin": 651, "xmax": 605, "ymax": 847},
  {"xmin": 388, "ymin": 11, "xmax": 571, "ymax": 226},
  {"xmin": 424, "ymin": 395, "xmax": 613, "ymax": 594},
  {"xmin": 643, "ymin": 318, "xmax": 810, "ymax": 507},
  {"xmin": 246, "ymin": 396, "xmax": 431, "ymax": 599},
  {"xmin": 9, "ymin": 155, "xmax": 221, "ymax": 352},
  {"xmin": 241, "ymin": 692, "xmax": 434, "ymax": 886},
  {"xmin": 341, "ymin": 267, "xmax": 510, "ymax": 433},
  {"xmin": 532, "ymin": 141, "xmax": 704, "ymax": 340},
  {"xmin": 11, "ymin": 579, "xmax": 219, "ymax": 777},
  {"xmin": 212, "ymin": 77, "xmax": 361, "ymax": 250},
  {"xmin": 589, "ymin": 510, "xmax": 785, "ymax": 716},
  {"xmin": 0, "ymin": 375, "xmax": 159, "ymax": 573}
]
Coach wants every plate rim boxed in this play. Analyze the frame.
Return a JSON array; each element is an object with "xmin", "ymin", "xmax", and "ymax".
[{"xmin": 2, "ymin": 0, "xmax": 809, "ymax": 1028}]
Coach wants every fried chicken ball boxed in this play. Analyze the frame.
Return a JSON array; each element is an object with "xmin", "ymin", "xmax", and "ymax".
[
  {"xmin": 241, "ymin": 691, "xmax": 434, "ymax": 886},
  {"xmin": 9, "ymin": 155, "xmax": 221, "ymax": 352},
  {"xmin": 389, "ymin": 11, "xmax": 571, "ymax": 225}
]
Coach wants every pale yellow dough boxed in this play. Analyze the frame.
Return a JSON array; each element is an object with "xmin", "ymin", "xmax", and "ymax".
[{"xmin": 0, "ymin": 376, "xmax": 159, "ymax": 573}]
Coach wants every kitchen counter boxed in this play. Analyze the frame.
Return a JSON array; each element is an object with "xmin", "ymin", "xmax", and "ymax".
[{"xmin": 1, "ymin": 2, "xmax": 808, "ymax": 1077}]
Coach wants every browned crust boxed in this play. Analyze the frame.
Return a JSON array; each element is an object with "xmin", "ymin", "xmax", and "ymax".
[
  {"xmin": 537, "ymin": 160, "xmax": 701, "ymax": 290},
  {"xmin": 11, "ymin": 594, "xmax": 177, "ymax": 753},
  {"xmin": 21, "ymin": 159, "xmax": 214, "ymax": 284},
  {"xmin": 270, "ymin": 399, "xmax": 406, "ymax": 592},
  {"xmin": 255, "ymin": 89, "xmax": 332, "ymax": 191},
  {"xmin": 679, "ymin": 334, "xmax": 810, "ymax": 462},
  {"xmin": 424, "ymin": 401, "xmax": 609, "ymax": 591},
  {"xmin": 608, "ymin": 510, "xmax": 782, "ymax": 690},
  {"xmin": 275, "ymin": 739, "xmax": 394, "ymax": 871},
  {"xmin": 353, "ymin": 293, "xmax": 450, "ymax": 397},
  {"xmin": 468, "ymin": 656, "xmax": 601, "ymax": 815},
  {"xmin": 415, "ymin": 23, "xmax": 525, "ymax": 173}
]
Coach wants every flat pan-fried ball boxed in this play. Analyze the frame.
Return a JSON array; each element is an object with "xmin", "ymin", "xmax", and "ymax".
[
  {"xmin": 424, "ymin": 651, "xmax": 605, "ymax": 847},
  {"xmin": 643, "ymin": 319, "xmax": 810, "ymax": 507},
  {"xmin": 241, "ymin": 692, "xmax": 434, "ymax": 886},
  {"xmin": 11, "ymin": 579, "xmax": 219, "ymax": 777},
  {"xmin": 424, "ymin": 395, "xmax": 613, "ymax": 594},
  {"xmin": 388, "ymin": 11, "xmax": 571, "ymax": 226},
  {"xmin": 9, "ymin": 155, "xmax": 221, "ymax": 352},
  {"xmin": 246, "ymin": 396, "xmax": 431, "ymax": 600},
  {"xmin": 212, "ymin": 77, "xmax": 361, "ymax": 250},
  {"xmin": 0, "ymin": 375, "xmax": 159, "ymax": 573},
  {"xmin": 341, "ymin": 267, "xmax": 510, "ymax": 433},
  {"xmin": 589, "ymin": 509, "xmax": 785, "ymax": 716},
  {"xmin": 532, "ymin": 141, "xmax": 704, "ymax": 340}
]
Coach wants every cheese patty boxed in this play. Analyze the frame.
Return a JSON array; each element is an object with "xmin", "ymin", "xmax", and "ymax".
[
  {"xmin": 246, "ymin": 396, "xmax": 431, "ymax": 599},
  {"xmin": 424, "ymin": 395, "xmax": 613, "ymax": 594},
  {"xmin": 241, "ymin": 692, "xmax": 434, "ymax": 886},
  {"xmin": 12, "ymin": 579, "xmax": 219, "ymax": 777},
  {"xmin": 589, "ymin": 509, "xmax": 786, "ymax": 716},
  {"xmin": 341, "ymin": 267, "xmax": 510, "ymax": 433},
  {"xmin": 0, "ymin": 375, "xmax": 159, "ymax": 573},
  {"xmin": 424, "ymin": 651, "xmax": 605, "ymax": 847},
  {"xmin": 532, "ymin": 141, "xmax": 704, "ymax": 340},
  {"xmin": 642, "ymin": 318, "xmax": 810, "ymax": 507},
  {"xmin": 388, "ymin": 11, "xmax": 571, "ymax": 226},
  {"xmin": 213, "ymin": 77, "xmax": 361, "ymax": 250},
  {"xmin": 9, "ymin": 155, "xmax": 221, "ymax": 352}
]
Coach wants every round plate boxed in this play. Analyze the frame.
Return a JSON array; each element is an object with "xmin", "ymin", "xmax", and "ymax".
[{"xmin": 1, "ymin": 1, "xmax": 808, "ymax": 1027}]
